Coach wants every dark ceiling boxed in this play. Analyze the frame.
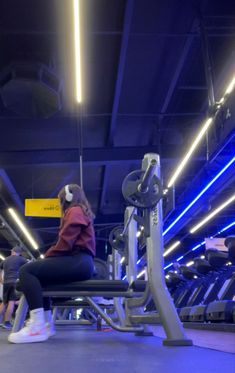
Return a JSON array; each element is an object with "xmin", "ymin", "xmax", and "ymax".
[{"xmin": 0, "ymin": 0, "xmax": 235, "ymax": 268}]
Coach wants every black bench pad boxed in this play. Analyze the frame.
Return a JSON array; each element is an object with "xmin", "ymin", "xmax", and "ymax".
[
  {"xmin": 43, "ymin": 280, "xmax": 129, "ymax": 292},
  {"xmin": 130, "ymin": 280, "xmax": 147, "ymax": 292}
]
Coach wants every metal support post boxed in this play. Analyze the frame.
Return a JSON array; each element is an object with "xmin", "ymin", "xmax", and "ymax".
[
  {"xmin": 125, "ymin": 206, "xmax": 137, "ymax": 283},
  {"xmin": 124, "ymin": 206, "xmax": 153, "ymax": 335},
  {"xmin": 143, "ymin": 153, "xmax": 192, "ymax": 346},
  {"xmin": 112, "ymin": 249, "xmax": 126, "ymax": 326}
]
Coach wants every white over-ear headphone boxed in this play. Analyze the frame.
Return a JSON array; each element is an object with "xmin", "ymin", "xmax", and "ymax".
[{"xmin": 65, "ymin": 185, "xmax": 73, "ymax": 202}]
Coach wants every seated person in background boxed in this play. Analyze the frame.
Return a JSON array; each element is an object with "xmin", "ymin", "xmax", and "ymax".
[
  {"xmin": 8, "ymin": 184, "xmax": 96, "ymax": 344},
  {"xmin": 0, "ymin": 245, "xmax": 27, "ymax": 329}
]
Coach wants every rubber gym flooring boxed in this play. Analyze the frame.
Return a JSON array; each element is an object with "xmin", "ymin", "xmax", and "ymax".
[{"xmin": 0, "ymin": 326, "xmax": 234, "ymax": 373}]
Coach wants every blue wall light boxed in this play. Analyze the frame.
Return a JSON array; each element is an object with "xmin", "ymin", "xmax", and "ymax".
[{"xmin": 163, "ymin": 156, "xmax": 235, "ymax": 236}]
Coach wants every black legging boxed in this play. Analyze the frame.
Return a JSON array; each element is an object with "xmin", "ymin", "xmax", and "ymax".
[{"xmin": 19, "ymin": 252, "xmax": 94, "ymax": 311}]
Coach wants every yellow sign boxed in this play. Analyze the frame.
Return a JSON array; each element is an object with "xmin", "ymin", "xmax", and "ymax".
[{"xmin": 25, "ymin": 199, "xmax": 62, "ymax": 218}]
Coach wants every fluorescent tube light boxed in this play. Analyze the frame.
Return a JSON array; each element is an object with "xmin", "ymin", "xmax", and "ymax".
[
  {"xmin": 186, "ymin": 261, "xmax": 194, "ymax": 267},
  {"xmin": 166, "ymin": 74, "xmax": 235, "ymax": 189},
  {"xmin": 120, "ymin": 257, "xmax": 125, "ymax": 264},
  {"xmin": 73, "ymin": 0, "xmax": 82, "ymax": 103},
  {"xmin": 163, "ymin": 241, "xmax": 181, "ymax": 257},
  {"xmin": 0, "ymin": 254, "xmax": 5, "ymax": 261},
  {"xmin": 8, "ymin": 208, "xmax": 39, "ymax": 250},
  {"xmin": 224, "ymin": 76, "xmax": 235, "ymax": 96},
  {"xmin": 165, "ymin": 220, "xmax": 235, "ymax": 272},
  {"xmin": 137, "ymin": 269, "xmax": 145, "ymax": 278},
  {"xmin": 163, "ymin": 156, "xmax": 235, "ymax": 236},
  {"xmin": 167, "ymin": 117, "xmax": 213, "ymax": 188},
  {"xmin": 190, "ymin": 194, "xmax": 235, "ymax": 234}
]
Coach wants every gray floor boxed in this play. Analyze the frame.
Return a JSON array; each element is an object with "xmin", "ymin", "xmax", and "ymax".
[{"xmin": 0, "ymin": 326, "xmax": 235, "ymax": 373}]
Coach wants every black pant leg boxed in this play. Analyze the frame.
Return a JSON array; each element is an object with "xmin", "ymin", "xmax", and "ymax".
[{"xmin": 19, "ymin": 252, "xmax": 94, "ymax": 310}]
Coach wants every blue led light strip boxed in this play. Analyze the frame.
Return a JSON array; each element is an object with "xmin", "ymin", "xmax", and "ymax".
[
  {"xmin": 164, "ymin": 262, "xmax": 173, "ymax": 270},
  {"xmin": 130, "ymin": 221, "xmax": 235, "ymax": 275},
  {"xmin": 176, "ymin": 255, "xmax": 184, "ymax": 262},
  {"xmin": 192, "ymin": 241, "xmax": 205, "ymax": 251},
  {"xmin": 164, "ymin": 219, "xmax": 235, "ymax": 271},
  {"xmin": 217, "ymin": 221, "xmax": 235, "ymax": 234},
  {"xmin": 163, "ymin": 156, "xmax": 235, "ymax": 236}
]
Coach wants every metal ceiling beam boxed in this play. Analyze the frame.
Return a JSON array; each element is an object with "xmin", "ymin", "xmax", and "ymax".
[
  {"xmin": 0, "ymin": 112, "xmax": 202, "ymax": 120},
  {"xmin": 150, "ymin": 18, "xmax": 199, "ymax": 145},
  {"xmin": 160, "ymin": 19, "xmax": 199, "ymax": 113},
  {"xmin": 178, "ymin": 86, "xmax": 207, "ymax": 90},
  {"xmin": 107, "ymin": 0, "xmax": 134, "ymax": 146},
  {"xmin": 99, "ymin": 0, "xmax": 134, "ymax": 213},
  {"xmin": 0, "ymin": 146, "xmax": 197, "ymax": 167},
  {"xmin": 0, "ymin": 169, "xmax": 24, "ymax": 212},
  {"xmin": 1, "ymin": 30, "xmax": 234, "ymax": 37}
]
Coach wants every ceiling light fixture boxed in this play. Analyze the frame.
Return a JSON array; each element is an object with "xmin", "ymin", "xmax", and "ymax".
[
  {"xmin": 120, "ymin": 257, "xmax": 125, "ymax": 264},
  {"xmin": 73, "ymin": 0, "xmax": 82, "ymax": 103},
  {"xmin": 192, "ymin": 241, "xmax": 205, "ymax": 251},
  {"xmin": 167, "ymin": 117, "xmax": 213, "ymax": 188},
  {"xmin": 137, "ymin": 269, "xmax": 146, "ymax": 279},
  {"xmin": 190, "ymin": 194, "xmax": 235, "ymax": 234},
  {"xmin": 163, "ymin": 156, "xmax": 235, "ymax": 236},
  {"xmin": 163, "ymin": 241, "xmax": 181, "ymax": 257},
  {"xmin": 217, "ymin": 220, "xmax": 235, "ymax": 234},
  {"xmin": 176, "ymin": 255, "xmax": 184, "ymax": 262},
  {"xmin": 186, "ymin": 261, "xmax": 194, "ymax": 267},
  {"xmin": 164, "ymin": 262, "xmax": 173, "ymax": 270},
  {"xmin": 167, "ymin": 74, "xmax": 235, "ymax": 189},
  {"xmin": 164, "ymin": 219, "xmax": 235, "ymax": 273},
  {"xmin": 224, "ymin": 76, "xmax": 235, "ymax": 96},
  {"xmin": 8, "ymin": 208, "xmax": 39, "ymax": 250}
]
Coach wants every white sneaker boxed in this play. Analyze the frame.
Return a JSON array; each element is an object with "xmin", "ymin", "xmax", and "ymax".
[
  {"xmin": 8, "ymin": 320, "xmax": 48, "ymax": 344},
  {"xmin": 46, "ymin": 322, "xmax": 56, "ymax": 337}
]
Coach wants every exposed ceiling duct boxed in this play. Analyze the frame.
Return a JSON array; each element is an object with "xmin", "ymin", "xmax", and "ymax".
[{"xmin": 0, "ymin": 62, "xmax": 62, "ymax": 118}]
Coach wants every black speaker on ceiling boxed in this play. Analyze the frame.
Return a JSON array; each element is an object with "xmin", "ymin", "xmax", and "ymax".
[{"xmin": 0, "ymin": 62, "xmax": 62, "ymax": 118}]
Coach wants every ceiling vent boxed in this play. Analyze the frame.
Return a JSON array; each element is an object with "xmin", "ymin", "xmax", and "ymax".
[{"xmin": 0, "ymin": 62, "xmax": 62, "ymax": 118}]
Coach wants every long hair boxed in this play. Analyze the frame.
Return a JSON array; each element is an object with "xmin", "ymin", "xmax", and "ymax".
[{"xmin": 58, "ymin": 184, "xmax": 95, "ymax": 220}]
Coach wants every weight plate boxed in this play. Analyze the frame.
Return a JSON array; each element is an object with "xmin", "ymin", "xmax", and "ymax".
[{"xmin": 122, "ymin": 169, "xmax": 162, "ymax": 208}]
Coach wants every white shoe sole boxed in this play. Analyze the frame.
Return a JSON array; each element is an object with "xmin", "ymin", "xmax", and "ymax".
[{"xmin": 8, "ymin": 333, "xmax": 48, "ymax": 344}]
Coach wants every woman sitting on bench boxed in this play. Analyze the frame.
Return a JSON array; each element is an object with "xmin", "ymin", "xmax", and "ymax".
[{"xmin": 8, "ymin": 184, "xmax": 96, "ymax": 344}]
